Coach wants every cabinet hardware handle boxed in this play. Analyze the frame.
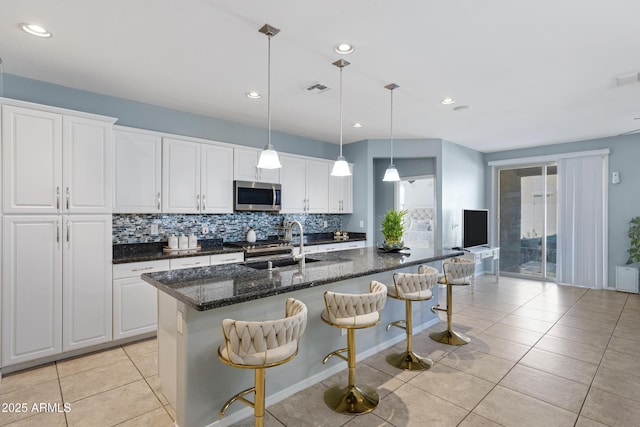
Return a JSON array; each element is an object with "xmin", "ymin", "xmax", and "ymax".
[
  {"xmin": 157, "ymin": 192, "xmax": 161, "ymax": 211},
  {"xmin": 56, "ymin": 187, "xmax": 60, "ymax": 210},
  {"xmin": 272, "ymin": 186, "xmax": 276, "ymax": 210},
  {"xmin": 197, "ymin": 195, "xmax": 201, "ymax": 211},
  {"xmin": 132, "ymin": 266, "xmax": 154, "ymax": 272},
  {"xmin": 66, "ymin": 187, "xmax": 70, "ymax": 210},
  {"xmin": 183, "ymin": 262, "xmax": 202, "ymax": 267},
  {"xmin": 56, "ymin": 221, "xmax": 60, "ymax": 243},
  {"xmin": 66, "ymin": 220, "xmax": 70, "ymax": 243},
  {"xmin": 202, "ymin": 194, "xmax": 206, "ymax": 211}
]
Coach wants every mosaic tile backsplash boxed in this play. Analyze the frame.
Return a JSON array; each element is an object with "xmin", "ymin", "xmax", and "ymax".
[{"xmin": 112, "ymin": 213, "xmax": 343, "ymax": 244}]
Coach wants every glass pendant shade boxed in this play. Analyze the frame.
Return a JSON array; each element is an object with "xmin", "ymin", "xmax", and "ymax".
[
  {"xmin": 383, "ymin": 164, "xmax": 400, "ymax": 182},
  {"xmin": 331, "ymin": 156, "xmax": 351, "ymax": 176},
  {"xmin": 257, "ymin": 144, "xmax": 281, "ymax": 169}
]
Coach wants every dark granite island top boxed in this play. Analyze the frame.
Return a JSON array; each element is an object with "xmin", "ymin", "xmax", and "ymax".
[{"xmin": 141, "ymin": 247, "xmax": 463, "ymax": 311}]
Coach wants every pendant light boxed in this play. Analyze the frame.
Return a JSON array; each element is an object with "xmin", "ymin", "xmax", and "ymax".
[
  {"xmin": 330, "ymin": 59, "xmax": 352, "ymax": 177},
  {"xmin": 382, "ymin": 83, "xmax": 401, "ymax": 182},
  {"xmin": 256, "ymin": 24, "xmax": 282, "ymax": 169}
]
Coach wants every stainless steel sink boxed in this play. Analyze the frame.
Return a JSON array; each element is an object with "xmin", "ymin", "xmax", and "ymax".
[{"xmin": 244, "ymin": 257, "xmax": 321, "ymax": 270}]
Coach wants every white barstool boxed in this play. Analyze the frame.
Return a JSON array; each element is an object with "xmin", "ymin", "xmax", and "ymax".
[
  {"xmin": 321, "ymin": 281, "xmax": 387, "ymax": 414},
  {"xmin": 386, "ymin": 265, "xmax": 439, "ymax": 370},
  {"xmin": 218, "ymin": 298, "xmax": 307, "ymax": 427},
  {"xmin": 430, "ymin": 258, "xmax": 475, "ymax": 345}
]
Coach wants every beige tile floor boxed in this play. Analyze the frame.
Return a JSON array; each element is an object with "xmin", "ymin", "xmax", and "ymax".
[{"xmin": 1, "ymin": 275, "xmax": 640, "ymax": 427}]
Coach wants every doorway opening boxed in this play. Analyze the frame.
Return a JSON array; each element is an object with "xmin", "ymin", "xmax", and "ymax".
[{"xmin": 395, "ymin": 175, "xmax": 436, "ymax": 249}]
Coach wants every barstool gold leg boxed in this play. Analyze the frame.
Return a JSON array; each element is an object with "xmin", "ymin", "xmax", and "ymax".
[
  {"xmin": 387, "ymin": 300, "xmax": 433, "ymax": 370},
  {"xmin": 429, "ymin": 284, "xmax": 470, "ymax": 345},
  {"xmin": 254, "ymin": 368, "xmax": 265, "ymax": 427},
  {"xmin": 324, "ymin": 329, "xmax": 379, "ymax": 414}
]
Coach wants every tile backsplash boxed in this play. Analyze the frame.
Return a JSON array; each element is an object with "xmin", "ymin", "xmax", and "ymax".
[{"xmin": 112, "ymin": 213, "xmax": 343, "ymax": 244}]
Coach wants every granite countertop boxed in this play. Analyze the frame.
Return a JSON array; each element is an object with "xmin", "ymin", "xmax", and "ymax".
[
  {"xmin": 141, "ymin": 247, "xmax": 464, "ymax": 311},
  {"xmin": 112, "ymin": 239, "xmax": 242, "ymax": 264},
  {"xmin": 113, "ymin": 233, "xmax": 366, "ymax": 264}
]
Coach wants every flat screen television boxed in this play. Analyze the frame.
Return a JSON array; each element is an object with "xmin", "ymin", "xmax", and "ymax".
[{"xmin": 462, "ymin": 209, "xmax": 489, "ymax": 249}]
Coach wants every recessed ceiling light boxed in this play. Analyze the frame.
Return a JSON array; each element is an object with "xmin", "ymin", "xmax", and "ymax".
[
  {"xmin": 246, "ymin": 91, "xmax": 262, "ymax": 99},
  {"xmin": 352, "ymin": 123, "xmax": 363, "ymax": 128},
  {"xmin": 335, "ymin": 43, "xmax": 355, "ymax": 55},
  {"xmin": 20, "ymin": 23, "xmax": 52, "ymax": 38},
  {"xmin": 440, "ymin": 97, "xmax": 455, "ymax": 105}
]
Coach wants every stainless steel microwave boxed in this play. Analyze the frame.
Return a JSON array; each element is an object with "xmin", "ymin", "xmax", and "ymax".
[{"xmin": 234, "ymin": 181, "xmax": 281, "ymax": 211}]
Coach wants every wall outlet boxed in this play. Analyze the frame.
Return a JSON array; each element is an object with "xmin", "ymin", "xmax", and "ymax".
[
  {"xmin": 324, "ymin": 220, "xmax": 328, "ymax": 228},
  {"xmin": 150, "ymin": 223, "xmax": 159, "ymax": 235},
  {"xmin": 201, "ymin": 224, "xmax": 209, "ymax": 234},
  {"xmin": 340, "ymin": 328, "xmax": 347, "ymax": 336},
  {"xmin": 177, "ymin": 310, "xmax": 184, "ymax": 335},
  {"xmin": 359, "ymin": 220, "xmax": 364, "ymax": 228}
]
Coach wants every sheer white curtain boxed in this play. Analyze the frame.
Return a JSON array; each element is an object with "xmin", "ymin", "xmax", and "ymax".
[{"xmin": 556, "ymin": 154, "xmax": 608, "ymax": 288}]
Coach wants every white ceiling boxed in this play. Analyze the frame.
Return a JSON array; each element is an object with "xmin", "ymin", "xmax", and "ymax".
[{"xmin": 1, "ymin": 0, "xmax": 640, "ymax": 153}]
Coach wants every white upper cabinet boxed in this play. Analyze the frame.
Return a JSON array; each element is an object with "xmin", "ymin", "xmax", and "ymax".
[
  {"xmin": 201, "ymin": 143, "xmax": 234, "ymax": 213},
  {"xmin": 113, "ymin": 128, "xmax": 162, "ymax": 213},
  {"xmin": 280, "ymin": 154, "xmax": 329, "ymax": 214},
  {"xmin": 2, "ymin": 106, "xmax": 62, "ymax": 213},
  {"xmin": 306, "ymin": 159, "xmax": 329, "ymax": 213},
  {"xmin": 233, "ymin": 147, "xmax": 280, "ymax": 184},
  {"xmin": 329, "ymin": 164, "xmax": 353, "ymax": 213},
  {"xmin": 63, "ymin": 116, "xmax": 112, "ymax": 213},
  {"xmin": 163, "ymin": 137, "xmax": 234, "ymax": 214},
  {"xmin": 2, "ymin": 104, "xmax": 114, "ymax": 214}
]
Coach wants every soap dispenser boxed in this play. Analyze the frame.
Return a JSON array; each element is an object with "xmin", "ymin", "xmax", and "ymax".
[{"xmin": 247, "ymin": 227, "xmax": 257, "ymax": 243}]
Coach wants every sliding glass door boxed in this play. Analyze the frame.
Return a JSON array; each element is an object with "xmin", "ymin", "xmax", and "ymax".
[{"xmin": 498, "ymin": 164, "xmax": 557, "ymax": 280}]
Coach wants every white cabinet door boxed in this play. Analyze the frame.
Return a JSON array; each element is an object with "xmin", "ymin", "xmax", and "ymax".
[
  {"xmin": 328, "ymin": 165, "xmax": 353, "ymax": 213},
  {"xmin": 113, "ymin": 277, "xmax": 158, "ymax": 339},
  {"xmin": 2, "ymin": 106, "xmax": 62, "ymax": 214},
  {"xmin": 280, "ymin": 155, "xmax": 306, "ymax": 213},
  {"xmin": 201, "ymin": 143, "xmax": 233, "ymax": 213},
  {"xmin": 306, "ymin": 159, "xmax": 329, "ymax": 213},
  {"xmin": 162, "ymin": 138, "xmax": 201, "ymax": 213},
  {"xmin": 234, "ymin": 147, "xmax": 280, "ymax": 183},
  {"xmin": 2, "ymin": 216, "xmax": 62, "ymax": 366},
  {"xmin": 62, "ymin": 215, "xmax": 112, "ymax": 352},
  {"xmin": 63, "ymin": 116, "xmax": 112, "ymax": 213},
  {"xmin": 113, "ymin": 128, "xmax": 162, "ymax": 213}
]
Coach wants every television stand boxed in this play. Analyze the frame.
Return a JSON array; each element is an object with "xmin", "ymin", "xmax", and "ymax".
[{"xmin": 461, "ymin": 246, "xmax": 500, "ymax": 291}]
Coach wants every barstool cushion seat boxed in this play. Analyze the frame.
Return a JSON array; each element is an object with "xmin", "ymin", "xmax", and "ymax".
[
  {"xmin": 219, "ymin": 298, "xmax": 307, "ymax": 366},
  {"xmin": 387, "ymin": 285, "xmax": 433, "ymax": 301},
  {"xmin": 322, "ymin": 281, "xmax": 387, "ymax": 328}
]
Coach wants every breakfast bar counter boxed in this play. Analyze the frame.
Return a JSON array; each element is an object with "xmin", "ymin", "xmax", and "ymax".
[{"xmin": 141, "ymin": 247, "xmax": 462, "ymax": 427}]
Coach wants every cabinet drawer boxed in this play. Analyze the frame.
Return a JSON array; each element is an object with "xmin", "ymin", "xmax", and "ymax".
[
  {"xmin": 113, "ymin": 260, "xmax": 170, "ymax": 279},
  {"xmin": 339, "ymin": 241, "xmax": 365, "ymax": 250},
  {"xmin": 317, "ymin": 244, "xmax": 341, "ymax": 253},
  {"xmin": 169, "ymin": 255, "xmax": 210, "ymax": 270},
  {"xmin": 210, "ymin": 252, "xmax": 244, "ymax": 265}
]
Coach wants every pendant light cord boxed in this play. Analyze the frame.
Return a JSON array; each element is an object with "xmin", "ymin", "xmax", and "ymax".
[
  {"xmin": 390, "ymin": 88, "xmax": 394, "ymax": 164},
  {"xmin": 339, "ymin": 65, "xmax": 343, "ymax": 157},
  {"xmin": 267, "ymin": 34, "xmax": 272, "ymax": 148}
]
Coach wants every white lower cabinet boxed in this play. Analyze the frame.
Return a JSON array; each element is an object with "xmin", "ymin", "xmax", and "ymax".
[
  {"xmin": 113, "ymin": 260, "xmax": 169, "ymax": 340},
  {"xmin": 2, "ymin": 215, "xmax": 112, "ymax": 367},
  {"xmin": 316, "ymin": 240, "xmax": 365, "ymax": 253}
]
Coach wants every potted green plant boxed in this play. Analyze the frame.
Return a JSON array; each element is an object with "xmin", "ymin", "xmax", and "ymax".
[
  {"xmin": 381, "ymin": 209, "xmax": 407, "ymax": 250},
  {"xmin": 628, "ymin": 217, "xmax": 640, "ymax": 264}
]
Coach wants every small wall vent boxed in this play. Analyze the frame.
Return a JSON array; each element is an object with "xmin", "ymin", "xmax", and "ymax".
[
  {"xmin": 613, "ymin": 71, "xmax": 640, "ymax": 88},
  {"xmin": 306, "ymin": 82, "xmax": 330, "ymax": 94}
]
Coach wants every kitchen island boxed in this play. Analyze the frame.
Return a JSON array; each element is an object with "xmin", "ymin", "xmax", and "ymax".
[{"xmin": 142, "ymin": 247, "xmax": 462, "ymax": 427}]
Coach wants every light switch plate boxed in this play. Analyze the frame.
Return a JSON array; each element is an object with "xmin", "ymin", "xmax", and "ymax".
[{"xmin": 612, "ymin": 171, "xmax": 620, "ymax": 184}]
